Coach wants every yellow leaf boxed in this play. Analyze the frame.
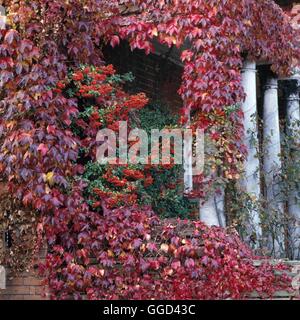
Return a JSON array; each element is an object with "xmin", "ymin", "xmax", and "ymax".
[
  {"xmin": 46, "ymin": 171, "xmax": 55, "ymax": 186},
  {"xmin": 107, "ymin": 250, "xmax": 114, "ymax": 258}
]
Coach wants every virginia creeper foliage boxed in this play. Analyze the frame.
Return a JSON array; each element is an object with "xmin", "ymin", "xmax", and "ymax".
[{"xmin": 0, "ymin": 0, "xmax": 299, "ymax": 299}]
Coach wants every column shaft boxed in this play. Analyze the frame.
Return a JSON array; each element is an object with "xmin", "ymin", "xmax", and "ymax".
[
  {"xmin": 240, "ymin": 61, "xmax": 262, "ymax": 239},
  {"xmin": 263, "ymin": 77, "xmax": 285, "ymax": 257},
  {"xmin": 199, "ymin": 190, "xmax": 225, "ymax": 227},
  {"xmin": 183, "ymin": 107, "xmax": 193, "ymax": 192},
  {"xmin": 263, "ymin": 78, "xmax": 282, "ymax": 181},
  {"xmin": 200, "ymin": 195, "xmax": 220, "ymax": 227},
  {"xmin": 285, "ymin": 80, "xmax": 300, "ymax": 259}
]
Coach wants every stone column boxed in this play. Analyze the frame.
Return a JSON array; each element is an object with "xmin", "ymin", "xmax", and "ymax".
[
  {"xmin": 200, "ymin": 194, "xmax": 220, "ymax": 227},
  {"xmin": 263, "ymin": 77, "xmax": 285, "ymax": 257},
  {"xmin": 215, "ymin": 189, "xmax": 226, "ymax": 227},
  {"xmin": 240, "ymin": 61, "xmax": 262, "ymax": 240},
  {"xmin": 0, "ymin": 266, "xmax": 6, "ymax": 290},
  {"xmin": 284, "ymin": 79, "xmax": 300, "ymax": 259},
  {"xmin": 199, "ymin": 130, "xmax": 226, "ymax": 229},
  {"xmin": 199, "ymin": 183, "xmax": 226, "ymax": 227},
  {"xmin": 183, "ymin": 107, "xmax": 193, "ymax": 193},
  {"xmin": 0, "ymin": 6, "xmax": 6, "ymax": 30}
]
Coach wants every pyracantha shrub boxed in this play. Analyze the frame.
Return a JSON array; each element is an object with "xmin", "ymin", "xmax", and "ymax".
[
  {"xmin": 64, "ymin": 66, "xmax": 196, "ymax": 218},
  {"xmin": 0, "ymin": 0, "xmax": 299, "ymax": 299},
  {"xmin": 64, "ymin": 65, "xmax": 150, "ymax": 209},
  {"xmin": 132, "ymin": 102, "xmax": 198, "ymax": 218}
]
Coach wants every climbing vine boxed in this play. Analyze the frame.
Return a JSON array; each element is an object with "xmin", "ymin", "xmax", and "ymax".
[{"xmin": 0, "ymin": 0, "xmax": 299, "ymax": 299}]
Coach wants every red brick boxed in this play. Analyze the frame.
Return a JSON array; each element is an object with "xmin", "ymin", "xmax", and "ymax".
[
  {"xmin": 6, "ymin": 278, "xmax": 24, "ymax": 286},
  {"xmin": 23, "ymin": 277, "xmax": 42, "ymax": 286},
  {"xmin": 22, "ymin": 294, "xmax": 44, "ymax": 300},
  {"xmin": 2, "ymin": 285, "xmax": 30, "ymax": 295},
  {"xmin": 0, "ymin": 294, "xmax": 25, "ymax": 300}
]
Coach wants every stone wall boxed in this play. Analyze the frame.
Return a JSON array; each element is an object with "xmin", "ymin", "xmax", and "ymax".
[{"xmin": 250, "ymin": 260, "xmax": 300, "ymax": 300}]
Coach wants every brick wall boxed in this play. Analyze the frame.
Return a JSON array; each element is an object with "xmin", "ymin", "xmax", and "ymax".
[
  {"xmin": 0, "ymin": 271, "xmax": 45, "ymax": 300},
  {"xmin": 0, "ymin": 247, "xmax": 48, "ymax": 300},
  {"xmin": 103, "ymin": 42, "xmax": 183, "ymax": 113}
]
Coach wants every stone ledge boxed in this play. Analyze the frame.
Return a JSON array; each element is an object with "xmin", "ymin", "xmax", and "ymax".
[{"xmin": 252, "ymin": 260, "xmax": 300, "ymax": 299}]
